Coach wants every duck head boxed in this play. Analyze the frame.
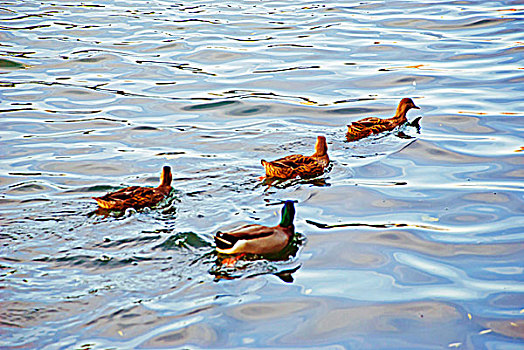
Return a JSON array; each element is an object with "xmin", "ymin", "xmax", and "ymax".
[
  {"xmin": 159, "ymin": 165, "xmax": 172, "ymax": 187},
  {"xmin": 314, "ymin": 136, "xmax": 328, "ymax": 156},
  {"xmin": 396, "ymin": 98, "xmax": 420, "ymax": 116},
  {"xmin": 279, "ymin": 200, "xmax": 296, "ymax": 228}
]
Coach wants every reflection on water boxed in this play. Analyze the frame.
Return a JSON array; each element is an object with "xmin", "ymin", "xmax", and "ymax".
[{"xmin": 1, "ymin": 0, "xmax": 523, "ymax": 349}]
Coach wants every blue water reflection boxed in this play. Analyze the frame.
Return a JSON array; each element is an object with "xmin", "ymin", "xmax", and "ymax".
[{"xmin": 1, "ymin": 0, "xmax": 523, "ymax": 349}]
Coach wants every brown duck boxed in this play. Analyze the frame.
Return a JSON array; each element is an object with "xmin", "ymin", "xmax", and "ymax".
[
  {"xmin": 346, "ymin": 98, "xmax": 420, "ymax": 141},
  {"xmin": 261, "ymin": 136, "xmax": 329, "ymax": 179},
  {"xmin": 93, "ymin": 166, "xmax": 172, "ymax": 211}
]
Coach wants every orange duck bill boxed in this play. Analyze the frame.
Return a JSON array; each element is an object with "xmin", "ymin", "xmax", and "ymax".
[{"xmin": 92, "ymin": 165, "xmax": 172, "ymax": 211}]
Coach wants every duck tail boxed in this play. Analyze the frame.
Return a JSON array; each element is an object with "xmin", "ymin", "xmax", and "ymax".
[
  {"xmin": 409, "ymin": 116, "xmax": 422, "ymax": 131},
  {"xmin": 215, "ymin": 232, "xmax": 236, "ymax": 250},
  {"xmin": 93, "ymin": 197, "xmax": 115, "ymax": 209}
]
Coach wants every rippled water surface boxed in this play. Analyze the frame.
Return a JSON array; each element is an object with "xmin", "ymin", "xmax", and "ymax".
[{"xmin": 1, "ymin": 0, "xmax": 523, "ymax": 349}]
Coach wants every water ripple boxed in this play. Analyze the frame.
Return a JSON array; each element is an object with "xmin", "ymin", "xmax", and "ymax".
[{"xmin": 1, "ymin": 0, "xmax": 523, "ymax": 349}]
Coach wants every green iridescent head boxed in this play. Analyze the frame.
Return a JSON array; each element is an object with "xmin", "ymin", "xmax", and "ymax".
[{"xmin": 279, "ymin": 200, "xmax": 295, "ymax": 227}]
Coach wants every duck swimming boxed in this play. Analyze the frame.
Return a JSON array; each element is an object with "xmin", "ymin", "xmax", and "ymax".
[
  {"xmin": 261, "ymin": 136, "xmax": 329, "ymax": 180},
  {"xmin": 346, "ymin": 98, "xmax": 420, "ymax": 141},
  {"xmin": 93, "ymin": 165, "xmax": 172, "ymax": 211},
  {"xmin": 215, "ymin": 200, "xmax": 295, "ymax": 256}
]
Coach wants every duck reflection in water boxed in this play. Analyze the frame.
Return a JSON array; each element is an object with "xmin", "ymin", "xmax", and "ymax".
[
  {"xmin": 212, "ymin": 264, "xmax": 302, "ymax": 283},
  {"xmin": 261, "ymin": 175, "xmax": 330, "ymax": 191}
]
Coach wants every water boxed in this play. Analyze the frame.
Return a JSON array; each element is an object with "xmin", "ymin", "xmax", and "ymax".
[{"xmin": 1, "ymin": 0, "xmax": 523, "ymax": 349}]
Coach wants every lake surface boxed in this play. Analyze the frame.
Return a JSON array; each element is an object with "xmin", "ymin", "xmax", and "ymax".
[{"xmin": 1, "ymin": 0, "xmax": 523, "ymax": 349}]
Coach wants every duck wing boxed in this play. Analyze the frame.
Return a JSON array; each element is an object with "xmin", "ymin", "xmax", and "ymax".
[
  {"xmin": 274, "ymin": 154, "xmax": 316, "ymax": 167},
  {"xmin": 349, "ymin": 117, "xmax": 385, "ymax": 129},
  {"xmin": 347, "ymin": 116, "xmax": 403, "ymax": 141},
  {"xmin": 262, "ymin": 154, "xmax": 303, "ymax": 178},
  {"xmin": 93, "ymin": 186, "xmax": 165, "ymax": 210},
  {"xmin": 293, "ymin": 161, "xmax": 324, "ymax": 177},
  {"xmin": 123, "ymin": 188, "xmax": 166, "ymax": 209},
  {"xmin": 262, "ymin": 154, "xmax": 323, "ymax": 179},
  {"xmin": 215, "ymin": 224, "xmax": 274, "ymax": 250},
  {"xmin": 97, "ymin": 186, "xmax": 141, "ymax": 200}
]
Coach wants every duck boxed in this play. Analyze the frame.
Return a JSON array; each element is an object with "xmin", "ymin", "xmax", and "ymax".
[
  {"xmin": 346, "ymin": 98, "xmax": 420, "ymax": 141},
  {"xmin": 92, "ymin": 165, "xmax": 172, "ymax": 211},
  {"xmin": 215, "ymin": 200, "xmax": 295, "ymax": 256},
  {"xmin": 261, "ymin": 136, "xmax": 329, "ymax": 179}
]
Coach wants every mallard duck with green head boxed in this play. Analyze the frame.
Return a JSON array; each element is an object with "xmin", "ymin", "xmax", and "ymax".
[
  {"xmin": 214, "ymin": 200, "xmax": 296, "ymax": 256},
  {"xmin": 346, "ymin": 98, "xmax": 420, "ymax": 141}
]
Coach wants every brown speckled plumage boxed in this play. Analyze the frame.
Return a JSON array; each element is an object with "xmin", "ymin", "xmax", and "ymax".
[
  {"xmin": 346, "ymin": 98, "xmax": 420, "ymax": 141},
  {"xmin": 93, "ymin": 166, "xmax": 172, "ymax": 211},
  {"xmin": 261, "ymin": 136, "xmax": 329, "ymax": 179}
]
